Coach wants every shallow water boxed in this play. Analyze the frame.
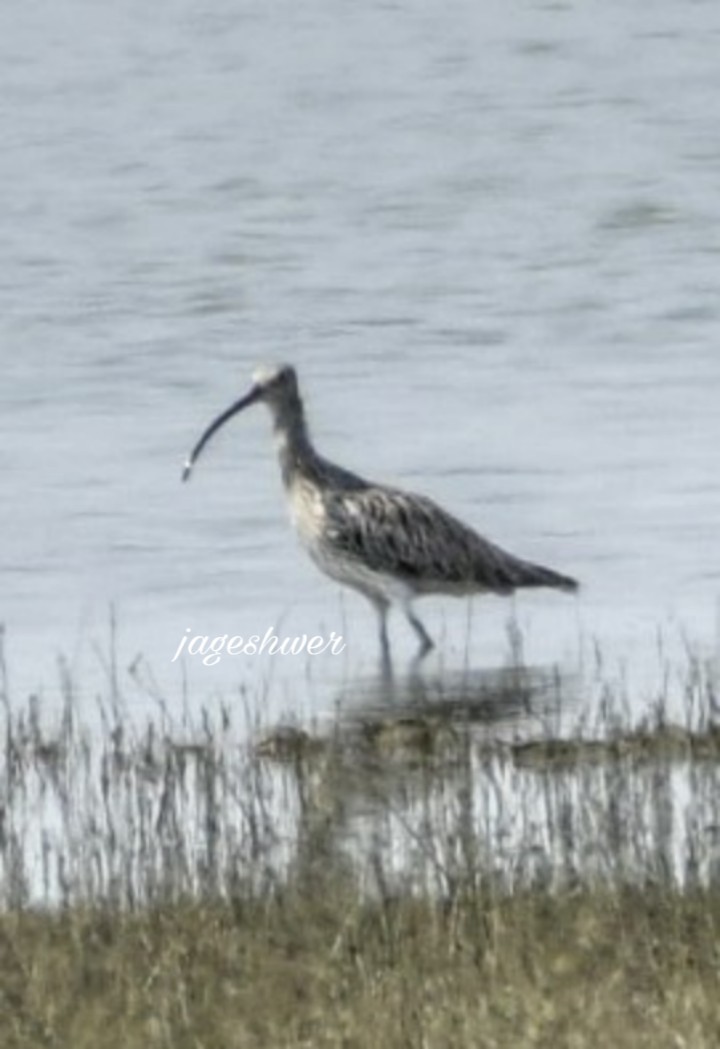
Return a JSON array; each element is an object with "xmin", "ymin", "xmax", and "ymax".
[
  {"xmin": 2, "ymin": 0, "xmax": 720, "ymax": 723},
  {"xmin": 4, "ymin": 684, "xmax": 719, "ymax": 907}
]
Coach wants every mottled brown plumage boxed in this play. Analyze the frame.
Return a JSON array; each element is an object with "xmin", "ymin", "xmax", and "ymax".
[
  {"xmin": 183, "ymin": 364, "xmax": 578, "ymax": 659},
  {"xmin": 322, "ymin": 485, "xmax": 577, "ymax": 596}
]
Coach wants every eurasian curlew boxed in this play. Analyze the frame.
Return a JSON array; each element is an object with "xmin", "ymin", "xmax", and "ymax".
[{"xmin": 182, "ymin": 364, "xmax": 578, "ymax": 660}]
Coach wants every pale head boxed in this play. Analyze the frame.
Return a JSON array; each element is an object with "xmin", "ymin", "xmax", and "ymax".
[
  {"xmin": 250, "ymin": 363, "xmax": 299, "ymax": 409},
  {"xmin": 182, "ymin": 363, "xmax": 300, "ymax": 481}
]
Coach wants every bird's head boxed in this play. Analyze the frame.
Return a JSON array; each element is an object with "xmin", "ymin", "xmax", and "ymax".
[
  {"xmin": 250, "ymin": 363, "xmax": 299, "ymax": 408},
  {"xmin": 182, "ymin": 363, "xmax": 299, "ymax": 481}
]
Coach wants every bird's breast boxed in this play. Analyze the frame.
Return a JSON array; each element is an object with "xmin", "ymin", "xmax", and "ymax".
[{"xmin": 287, "ymin": 477, "xmax": 327, "ymax": 550}]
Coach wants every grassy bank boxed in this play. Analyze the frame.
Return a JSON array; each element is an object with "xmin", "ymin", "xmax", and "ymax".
[
  {"xmin": 1, "ymin": 630, "xmax": 719, "ymax": 1045},
  {"xmin": 1, "ymin": 883, "xmax": 719, "ymax": 1048}
]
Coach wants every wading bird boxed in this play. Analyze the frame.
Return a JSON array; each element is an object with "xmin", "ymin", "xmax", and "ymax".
[{"xmin": 182, "ymin": 365, "xmax": 578, "ymax": 661}]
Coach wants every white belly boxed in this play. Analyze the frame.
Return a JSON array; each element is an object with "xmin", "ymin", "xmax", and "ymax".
[{"xmin": 287, "ymin": 479, "xmax": 415, "ymax": 607}]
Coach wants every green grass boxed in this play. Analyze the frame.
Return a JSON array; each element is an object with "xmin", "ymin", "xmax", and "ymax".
[{"xmin": 1, "ymin": 885, "xmax": 720, "ymax": 1047}]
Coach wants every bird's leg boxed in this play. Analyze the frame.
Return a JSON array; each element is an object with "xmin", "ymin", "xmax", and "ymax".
[
  {"xmin": 404, "ymin": 602, "xmax": 434, "ymax": 658},
  {"xmin": 371, "ymin": 597, "xmax": 392, "ymax": 674}
]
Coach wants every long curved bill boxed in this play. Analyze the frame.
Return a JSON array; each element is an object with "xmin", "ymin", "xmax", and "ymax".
[{"xmin": 182, "ymin": 385, "xmax": 262, "ymax": 481}]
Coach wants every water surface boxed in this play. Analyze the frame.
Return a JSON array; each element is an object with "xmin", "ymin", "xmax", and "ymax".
[{"xmin": 1, "ymin": 0, "xmax": 719, "ymax": 721}]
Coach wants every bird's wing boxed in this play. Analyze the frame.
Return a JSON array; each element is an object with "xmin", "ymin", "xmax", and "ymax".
[{"xmin": 322, "ymin": 485, "xmax": 520, "ymax": 592}]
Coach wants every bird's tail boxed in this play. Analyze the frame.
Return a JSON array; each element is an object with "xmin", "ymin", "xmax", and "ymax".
[
  {"xmin": 512, "ymin": 559, "xmax": 579, "ymax": 593},
  {"xmin": 469, "ymin": 535, "xmax": 579, "ymax": 596}
]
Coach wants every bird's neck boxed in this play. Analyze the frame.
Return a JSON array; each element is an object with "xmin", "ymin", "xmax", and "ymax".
[{"xmin": 272, "ymin": 397, "xmax": 316, "ymax": 487}]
